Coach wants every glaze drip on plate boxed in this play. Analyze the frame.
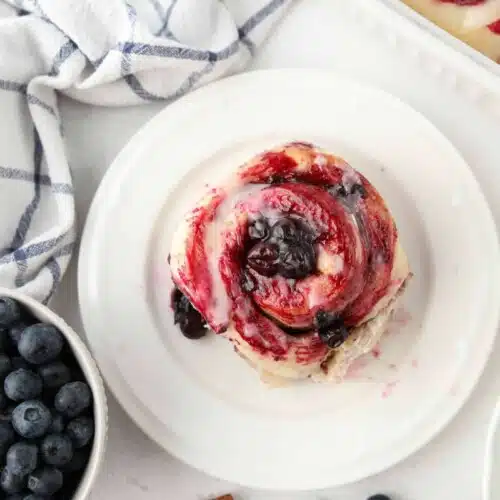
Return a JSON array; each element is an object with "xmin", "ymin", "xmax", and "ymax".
[{"xmin": 169, "ymin": 142, "xmax": 411, "ymax": 383}]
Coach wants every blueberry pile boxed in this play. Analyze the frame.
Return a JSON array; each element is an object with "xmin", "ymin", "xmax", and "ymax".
[
  {"xmin": 0, "ymin": 296, "xmax": 94, "ymax": 499},
  {"xmin": 246, "ymin": 217, "xmax": 316, "ymax": 280}
]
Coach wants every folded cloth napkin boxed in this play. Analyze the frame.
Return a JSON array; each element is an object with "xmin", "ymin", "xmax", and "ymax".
[{"xmin": 0, "ymin": 0, "xmax": 292, "ymax": 303}]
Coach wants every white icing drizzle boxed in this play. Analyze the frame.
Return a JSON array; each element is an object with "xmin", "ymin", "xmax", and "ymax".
[
  {"xmin": 307, "ymin": 281, "xmax": 327, "ymax": 309},
  {"xmin": 203, "ymin": 181, "xmax": 267, "ymax": 327},
  {"xmin": 341, "ymin": 163, "xmax": 362, "ymax": 192},
  {"xmin": 314, "ymin": 154, "xmax": 327, "ymax": 167},
  {"xmin": 317, "ymin": 246, "xmax": 344, "ymax": 275}
]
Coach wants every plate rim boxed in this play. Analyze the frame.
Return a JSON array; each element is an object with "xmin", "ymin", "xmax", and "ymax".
[{"xmin": 77, "ymin": 67, "xmax": 500, "ymax": 491}]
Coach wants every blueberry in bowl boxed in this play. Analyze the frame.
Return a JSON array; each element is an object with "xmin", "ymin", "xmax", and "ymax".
[{"xmin": 0, "ymin": 289, "xmax": 107, "ymax": 500}]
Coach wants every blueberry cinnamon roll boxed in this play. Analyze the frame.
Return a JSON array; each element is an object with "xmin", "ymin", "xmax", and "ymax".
[{"xmin": 169, "ymin": 142, "xmax": 411, "ymax": 383}]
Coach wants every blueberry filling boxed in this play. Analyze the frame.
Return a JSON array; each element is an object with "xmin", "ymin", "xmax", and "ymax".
[
  {"xmin": 277, "ymin": 245, "xmax": 315, "ymax": 279},
  {"xmin": 248, "ymin": 219, "xmax": 270, "ymax": 241},
  {"xmin": 271, "ymin": 218, "xmax": 301, "ymax": 243},
  {"xmin": 267, "ymin": 174, "xmax": 286, "ymax": 184},
  {"xmin": 328, "ymin": 182, "xmax": 366, "ymax": 202},
  {"xmin": 270, "ymin": 218, "xmax": 315, "ymax": 244},
  {"xmin": 328, "ymin": 184, "xmax": 348, "ymax": 197},
  {"xmin": 171, "ymin": 288, "xmax": 207, "ymax": 340},
  {"xmin": 246, "ymin": 242, "xmax": 280, "ymax": 277},
  {"xmin": 240, "ymin": 272, "xmax": 255, "ymax": 293},
  {"xmin": 314, "ymin": 310, "xmax": 340, "ymax": 330},
  {"xmin": 314, "ymin": 310, "xmax": 350, "ymax": 348},
  {"xmin": 245, "ymin": 217, "xmax": 317, "ymax": 280},
  {"xmin": 351, "ymin": 183, "xmax": 366, "ymax": 197},
  {"xmin": 318, "ymin": 325, "xmax": 349, "ymax": 349}
]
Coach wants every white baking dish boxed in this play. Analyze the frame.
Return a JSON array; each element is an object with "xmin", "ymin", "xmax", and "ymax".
[{"xmin": 353, "ymin": 0, "xmax": 500, "ymax": 115}]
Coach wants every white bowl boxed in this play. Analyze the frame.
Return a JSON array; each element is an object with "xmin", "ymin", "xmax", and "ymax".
[
  {"xmin": 0, "ymin": 287, "xmax": 107, "ymax": 500},
  {"xmin": 484, "ymin": 398, "xmax": 500, "ymax": 500}
]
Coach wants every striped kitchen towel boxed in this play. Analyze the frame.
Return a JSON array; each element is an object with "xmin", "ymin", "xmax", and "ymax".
[{"xmin": 0, "ymin": 0, "xmax": 292, "ymax": 303}]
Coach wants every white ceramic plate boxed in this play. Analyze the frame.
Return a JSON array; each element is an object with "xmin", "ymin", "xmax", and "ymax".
[{"xmin": 77, "ymin": 68, "xmax": 500, "ymax": 491}]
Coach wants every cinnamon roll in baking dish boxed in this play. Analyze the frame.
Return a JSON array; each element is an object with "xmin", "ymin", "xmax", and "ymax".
[{"xmin": 401, "ymin": 0, "xmax": 500, "ymax": 62}]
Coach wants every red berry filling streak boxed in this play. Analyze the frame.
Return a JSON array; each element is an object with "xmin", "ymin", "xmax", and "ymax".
[{"xmin": 488, "ymin": 19, "xmax": 500, "ymax": 34}]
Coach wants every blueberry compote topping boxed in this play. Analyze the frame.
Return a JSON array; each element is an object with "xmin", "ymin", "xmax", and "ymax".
[
  {"xmin": 248, "ymin": 218, "xmax": 270, "ymax": 240},
  {"xmin": 171, "ymin": 288, "xmax": 207, "ymax": 339},
  {"xmin": 246, "ymin": 242, "xmax": 280, "ymax": 277},
  {"xmin": 246, "ymin": 217, "xmax": 316, "ymax": 280},
  {"xmin": 271, "ymin": 218, "xmax": 315, "ymax": 243},
  {"xmin": 327, "ymin": 182, "xmax": 366, "ymax": 213},
  {"xmin": 240, "ymin": 271, "xmax": 256, "ymax": 293},
  {"xmin": 314, "ymin": 310, "xmax": 350, "ymax": 348},
  {"xmin": 278, "ymin": 245, "xmax": 315, "ymax": 279},
  {"xmin": 328, "ymin": 181, "xmax": 371, "ymax": 254}
]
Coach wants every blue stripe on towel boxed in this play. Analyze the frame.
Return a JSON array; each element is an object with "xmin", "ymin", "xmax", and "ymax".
[{"xmin": 12, "ymin": 128, "xmax": 43, "ymax": 286}]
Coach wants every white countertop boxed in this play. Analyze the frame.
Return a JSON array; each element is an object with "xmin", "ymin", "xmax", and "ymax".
[{"xmin": 49, "ymin": 0, "xmax": 500, "ymax": 498}]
